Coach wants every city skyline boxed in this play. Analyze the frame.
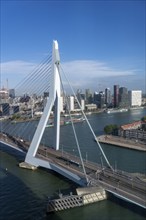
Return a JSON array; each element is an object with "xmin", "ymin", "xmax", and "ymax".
[{"xmin": 1, "ymin": 1, "xmax": 145, "ymax": 92}]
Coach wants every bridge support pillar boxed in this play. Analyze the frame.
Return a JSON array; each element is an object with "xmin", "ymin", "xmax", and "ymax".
[
  {"xmin": 24, "ymin": 40, "xmax": 61, "ymax": 166},
  {"xmin": 19, "ymin": 162, "xmax": 37, "ymax": 170}
]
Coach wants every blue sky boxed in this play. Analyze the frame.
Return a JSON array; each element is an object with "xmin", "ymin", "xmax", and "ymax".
[{"xmin": 1, "ymin": 0, "xmax": 145, "ymax": 93}]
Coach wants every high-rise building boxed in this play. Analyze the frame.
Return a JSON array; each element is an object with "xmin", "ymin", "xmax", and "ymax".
[
  {"xmin": 80, "ymin": 99, "xmax": 85, "ymax": 110},
  {"xmin": 93, "ymin": 91, "xmax": 105, "ymax": 108},
  {"xmin": 93, "ymin": 92, "xmax": 98, "ymax": 105},
  {"xmin": 9, "ymin": 89, "xmax": 15, "ymax": 98},
  {"xmin": 12, "ymin": 105, "xmax": 19, "ymax": 114},
  {"xmin": 68, "ymin": 96, "xmax": 74, "ymax": 111},
  {"xmin": 60, "ymin": 96, "xmax": 64, "ymax": 112},
  {"xmin": 76, "ymin": 89, "xmax": 85, "ymax": 109},
  {"xmin": 85, "ymin": 89, "xmax": 93, "ymax": 104},
  {"xmin": 119, "ymin": 87, "xmax": 129, "ymax": 107},
  {"xmin": 1, "ymin": 103, "xmax": 10, "ymax": 115},
  {"xmin": 105, "ymin": 88, "xmax": 111, "ymax": 106},
  {"xmin": 113, "ymin": 85, "xmax": 119, "ymax": 108},
  {"xmin": 128, "ymin": 90, "xmax": 142, "ymax": 107},
  {"xmin": 76, "ymin": 89, "xmax": 85, "ymax": 103}
]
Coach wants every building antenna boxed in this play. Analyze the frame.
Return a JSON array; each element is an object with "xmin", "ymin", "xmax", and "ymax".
[
  {"xmin": 6, "ymin": 79, "xmax": 9, "ymax": 90},
  {"xmin": 6, "ymin": 79, "xmax": 9, "ymax": 96}
]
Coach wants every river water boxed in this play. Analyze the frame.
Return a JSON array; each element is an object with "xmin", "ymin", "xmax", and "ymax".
[{"xmin": 0, "ymin": 108, "xmax": 146, "ymax": 219}]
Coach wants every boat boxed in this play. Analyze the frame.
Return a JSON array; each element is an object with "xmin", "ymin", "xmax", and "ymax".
[
  {"xmin": 106, "ymin": 108, "xmax": 128, "ymax": 114},
  {"xmin": 46, "ymin": 123, "xmax": 54, "ymax": 127},
  {"xmin": 129, "ymin": 106, "xmax": 144, "ymax": 110},
  {"xmin": 85, "ymin": 112, "xmax": 92, "ymax": 115},
  {"xmin": 46, "ymin": 117, "xmax": 85, "ymax": 127}
]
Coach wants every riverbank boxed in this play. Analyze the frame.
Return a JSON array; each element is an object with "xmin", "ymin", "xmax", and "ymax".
[{"xmin": 97, "ymin": 135, "xmax": 146, "ymax": 152}]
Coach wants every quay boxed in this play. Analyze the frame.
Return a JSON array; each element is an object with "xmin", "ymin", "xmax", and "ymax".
[{"xmin": 97, "ymin": 135, "xmax": 146, "ymax": 151}]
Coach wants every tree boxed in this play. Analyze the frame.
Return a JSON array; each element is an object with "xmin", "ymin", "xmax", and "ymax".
[
  {"xmin": 141, "ymin": 116, "xmax": 146, "ymax": 122},
  {"xmin": 104, "ymin": 124, "xmax": 118, "ymax": 135},
  {"xmin": 11, "ymin": 113, "xmax": 21, "ymax": 120}
]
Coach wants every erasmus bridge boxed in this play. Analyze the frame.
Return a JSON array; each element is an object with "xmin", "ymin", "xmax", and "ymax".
[{"xmin": 0, "ymin": 41, "xmax": 146, "ymax": 210}]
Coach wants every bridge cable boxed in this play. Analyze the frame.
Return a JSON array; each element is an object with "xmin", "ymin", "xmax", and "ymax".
[
  {"xmin": 60, "ymin": 64, "xmax": 114, "ymax": 171},
  {"xmin": 1, "ymin": 54, "xmax": 53, "ymax": 140},
  {"xmin": 57, "ymin": 64, "xmax": 89, "ymax": 184}
]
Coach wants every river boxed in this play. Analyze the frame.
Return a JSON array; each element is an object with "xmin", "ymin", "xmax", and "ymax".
[{"xmin": 0, "ymin": 108, "xmax": 146, "ymax": 219}]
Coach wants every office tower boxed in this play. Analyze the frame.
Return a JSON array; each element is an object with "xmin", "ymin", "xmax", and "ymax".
[
  {"xmin": 128, "ymin": 90, "xmax": 142, "ymax": 107},
  {"xmin": 85, "ymin": 89, "xmax": 93, "ymax": 104},
  {"xmin": 114, "ymin": 85, "xmax": 119, "ymax": 108},
  {"xmin": 105, "ymin": 88, "xmax": 111, "ymax": 106},
  {"xmin": 2, "ymin": 103, "xmax": 10, "ymax": 115},
  {"xmin": 81, "ymin": 99, "xmax": 85, "ymax": 110},
  {"xmin": 68, "ymin": 96, "xmax": 74, "ymax": 111},
  {"xmin": 60, "ymin": 96, "xmax": 64, "ymax": 112},
  {"xmin": 76, "ymin": 89, "xmax": 85, "ymax": 107},
  {"xmin": 119, "ymin": 87, "xmax": 129, "ymax": 107},
  {"xmin": 93, "ymin": 91, "xmax": 104, "ymax": 108},
  {"xmin": 9, "ymin": 89, "xmax": 15, "ymax": 98},
  {"xmin": 13, "ymin": 105, "xmax": 20, "ymax": 114}
]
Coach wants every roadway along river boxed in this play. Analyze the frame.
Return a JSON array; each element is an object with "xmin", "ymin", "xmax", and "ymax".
[{"xmin": 0, "ymin": 108, "xmax": 146, "ymax": 219}]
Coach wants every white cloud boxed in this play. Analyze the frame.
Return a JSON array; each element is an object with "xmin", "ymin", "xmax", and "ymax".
[
  {"xmin": 1, "ymin": 60, "xmax": 38, "ymax": 88},
  {"xmin": 1, "ymin": 59, "xmax": 136, "ymax": 81},
  {"xmin": 61, "ymin": 60, "xmax": 137, "ymax": 91},
  {"xmin": 1, "ymin": 60, "xmax": 36, "ymax": 75},
  {"xmin": 1, "ymin": 59, "xmax": 143, "ymax": 92},
  {"xmin": 62, "ymin": 60, "xmax": 135, "ymax": 79}
]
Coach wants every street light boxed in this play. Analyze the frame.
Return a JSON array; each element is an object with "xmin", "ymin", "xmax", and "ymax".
[
  {"xmin": 86, "ymin": 152, "xmax": 88, "ymax": 163},
  {"xmin": 115, "ymin": 161, "xmax": 117, "ymax": 172},
  {"xmin": 118, "ymin": 180, "xmax": 120, "ymax": 188},
  {"xmin": 100, "ymin": 156, "xmax": 104, "ymax": 169},
  {"xmin": 62, "ymin": 146, "xmax": 63, "ymax": 157}
]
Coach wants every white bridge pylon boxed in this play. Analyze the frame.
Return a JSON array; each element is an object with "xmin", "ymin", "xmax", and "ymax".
[{"xmin": 25, "ymin": 40, "xmax": 61, "ymax": 164}]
